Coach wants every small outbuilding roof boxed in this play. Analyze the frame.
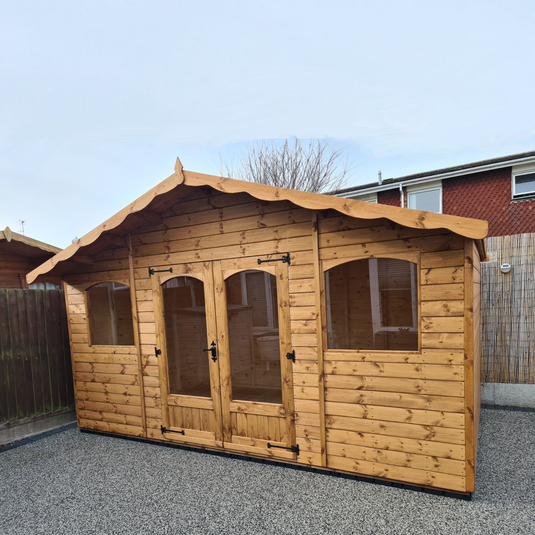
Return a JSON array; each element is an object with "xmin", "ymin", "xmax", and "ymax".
[
  {"xmin": 27, "ymin": 158, "xmax": 488, "ymax": 284},
  {"xmin": 0, "ymin": 226, "xmax": 61, "ymax": 259}
]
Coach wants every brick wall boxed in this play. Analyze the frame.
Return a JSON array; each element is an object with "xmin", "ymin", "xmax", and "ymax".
[
  {"xmin": 378, "ymin": 189, "xmax": 401, "ymax": 207},
  {"xmin": 443, "ymin": 168, "xmax": 535, "ymax": 237}
]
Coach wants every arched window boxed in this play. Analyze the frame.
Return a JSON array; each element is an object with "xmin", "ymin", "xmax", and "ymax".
[
  {"xmin": 87, "ymin": 282, "xmax": 134, "ymax": 346},
  {"xmin": 325, "ymin": 258, "xmax": 418, "ymax": 351},
  {"xmin": 162, "ymin": 276, "xmax": 211, "ymax": 397},
  {"xmin": 225, "ymin": 270, "xmax": 282, "ymax": 404}
]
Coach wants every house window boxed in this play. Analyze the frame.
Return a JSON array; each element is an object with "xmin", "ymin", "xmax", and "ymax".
[
  {"xmin": 407, "ymin": 181, "xmax": 442, "ymax": 213},
  {"xmin": 513, "ymin": 171, "xmax": 535, "ymax": 197},
  {"xmin": 325, "ymin": 258, "xmax": 418, "ymax": 351},
  {"xmin": 351, "ymin": 192, "xmax": 377, "ymax": 203},
  {"xmin": 87, "ymin": 282, "xmax": 134, "ymax": 345}
]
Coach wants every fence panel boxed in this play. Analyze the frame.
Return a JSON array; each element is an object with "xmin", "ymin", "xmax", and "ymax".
[
  {"xmin": 0, "ymin": 289, "xmax": 74, "ymax": 424},
  {"xmin": 481, "ymin": 233, "xmax": 535, "ymax": 383}
]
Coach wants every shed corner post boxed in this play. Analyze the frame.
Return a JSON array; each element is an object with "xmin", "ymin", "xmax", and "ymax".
[
  {"xmin": 464, "ymin": 238, "xmax": 476, "ymax": 493},
  {"xmin": 127, "ymin": 233, "xmax": 147, "ymax": 438},
  {"xmin": 62, "ymin": 277, "xmax": 80, "ymax": 428},
  {"xmin": 312, "ymin": 211, "xmax": 327, "ymax": 467}
]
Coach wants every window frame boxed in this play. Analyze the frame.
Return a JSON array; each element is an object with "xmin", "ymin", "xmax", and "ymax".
[
  {"xmin": 407, "ymin": 180, "xmax": 442, "ymax": 214},
  {"xmin": 350, "ymin": 192, "xmax": 378, "ymax": 203},
  {"xmin": 512, "ymin": 169, "xmax": 535, "ymax": 198},
  {"xmin": 84, "ymin": 279, "xmax": 136, "ymax": 348},
  {"xmin": 322, "ymin": 251, "xmax": 421, "ymax": 353}
]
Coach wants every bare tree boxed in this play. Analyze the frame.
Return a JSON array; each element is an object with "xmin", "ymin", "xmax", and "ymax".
[{"xmin": 218, "ymin": 138, "xmax": 353, "ymax": 193}]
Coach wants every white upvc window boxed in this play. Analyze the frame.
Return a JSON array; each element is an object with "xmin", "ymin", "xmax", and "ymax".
[
  {"xmin": 512, "ymin": 164, "xmax": 535, "ymax": 198},
  {"xmin": 350, "ymin": 192, "xmax": 377, "ymax": 203},
  {"xmin": 407, "ymin": 180, "xmax": 442, "ymax": 213}
]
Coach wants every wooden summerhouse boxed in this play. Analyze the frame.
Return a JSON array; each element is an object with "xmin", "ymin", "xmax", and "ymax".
[{"xmin": 28, "ymin": 159, "xmax": 487, "ymax": 495}]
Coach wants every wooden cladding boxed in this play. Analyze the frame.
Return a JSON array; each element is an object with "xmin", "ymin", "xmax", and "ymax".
[{"xmin": 62, "ymin": 186, "xmax": 482, "ymax": 495}]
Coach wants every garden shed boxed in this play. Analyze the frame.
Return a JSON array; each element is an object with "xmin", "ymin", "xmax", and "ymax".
[{"xmin": 28, "ymin": 159, "xmax": 487, "ymax": 495}]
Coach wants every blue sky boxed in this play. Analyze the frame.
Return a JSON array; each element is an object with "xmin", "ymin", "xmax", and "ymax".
[{"xmin": 1, "ymin": 0, "xmax": 534, "ymax": 248}]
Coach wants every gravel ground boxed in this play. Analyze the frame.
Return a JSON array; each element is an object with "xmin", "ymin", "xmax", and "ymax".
[{"xmin": 1, "ymin": 408, "xmax": 534, "ymax": 535}]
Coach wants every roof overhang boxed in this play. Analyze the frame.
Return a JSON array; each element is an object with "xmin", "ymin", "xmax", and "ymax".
[
  {"xmin": 27, "ymin": 158, "xmax": 488, "ymax": 284},
  {"xmin": 0, "ymin": 227, "xmax": 61, "ymax": 258}
]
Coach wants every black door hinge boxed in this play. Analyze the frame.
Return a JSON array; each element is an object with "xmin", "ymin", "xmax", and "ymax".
[
  {"xmin": 148, "ymin": 267, "xmax": 173, "ymax": 277},
  {"xmin": 257, "ymin": 253, "xmax": 291, "ymax": 265},
  {"xmin": 155, "ymin": 348, "xmax": 161, "ymax": 359},
  {"xmin": 267, "ymin": 443, "xmax": 299, "ymax": 455},
  {"xmin": 161, "ymin": 425, "xmax": 185, "ymax": 435},
  {"xmin": 286, "ymin": 350, "xmax": 295, "ymax": 363}
]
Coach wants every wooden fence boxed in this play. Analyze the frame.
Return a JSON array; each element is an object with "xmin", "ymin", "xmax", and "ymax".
[
  {"xmin": 0, "ymin": 289, "xmax": 73, "ymax": 425},
  {"xmin": 481, "ymin": 233, "xmax": 535, "ymax": 383}
]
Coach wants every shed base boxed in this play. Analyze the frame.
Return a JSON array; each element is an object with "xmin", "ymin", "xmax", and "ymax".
[{"xmin": 79, "ymin": 427, "xmax": 472, "ymax": 501}]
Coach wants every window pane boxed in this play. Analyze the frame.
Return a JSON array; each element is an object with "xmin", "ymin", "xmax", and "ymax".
[
  {"xmin": 29, "ymin": 282, "xmax": 45, "ymax": 290},
  {"xmin": 408, "ymin": 189, "xmax": 441, "ymax": 213},
  {"xmin": 87, "ymin": 282, "xmax": 134, "ymax": 345},
  {"xmin": 326, "ymin": 259, "xmax": 418, "ymax": 351},
  {"xmin": 225, "ymin": 271, "xmax": 282, "ymax": 404},
  {"xmin": 162, "ymin": 276, "xmax": 211, "ymax": 397},
  {"xmin": 515, "ymin": 173, "xmax": 535, "ymax": 195}
]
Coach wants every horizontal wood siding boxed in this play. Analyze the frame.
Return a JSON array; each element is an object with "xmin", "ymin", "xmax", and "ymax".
[
  {"xmin": 0, "ymin": 253, "xmax": 60, "ymax": 289},
  {"xmin": 64, "ymin": 278, "xmax": 143, "ymax": 438},
  {"xmin": 318, "ymin": 214, "xmax": 468, "ymax": 492}
]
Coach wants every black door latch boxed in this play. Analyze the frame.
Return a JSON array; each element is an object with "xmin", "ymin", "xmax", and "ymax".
[{"xmin": 203, "ymin": 341, "xmax": 217, "ymax": 362}]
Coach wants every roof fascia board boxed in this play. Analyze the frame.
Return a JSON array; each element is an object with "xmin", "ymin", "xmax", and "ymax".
[
  {"xmin": 336, "ymin": 154, "xmax": 535, "ymax": 198},
  {"xmin": 27, "ymin": 160, "xmax": 489, "ymax": 284},
  {"xmin": 1, "ymin": 226, "xmax": 61, "ymax": 254}
]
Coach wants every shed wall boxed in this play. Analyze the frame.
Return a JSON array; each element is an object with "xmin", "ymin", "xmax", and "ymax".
[
  {"xmin": 0, "ymin": 254, "xmax": 32, "ymax": 288},
  {"xmin": 62, "ymin": 188, "xmax": 480, "ymax": 493},
  {"xmin": 318, "ymin": 214, "xmax": 467, "ymax": 491},
  {"xmin": 64, "ymin": 268, "xmax": 144, "ymax": 437}
]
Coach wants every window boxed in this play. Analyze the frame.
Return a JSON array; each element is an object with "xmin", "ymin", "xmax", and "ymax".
[
  {"xmin": 351, "ymin": 192, "xmax": 377, "ymax": 203},
  {"xmin": 225, "ymin": 270, "xmax": 282, "ymax": 404},
  {"xmin": 87, "ymin": 282, "xmax": 134, "ymax": 345},
  {"xmin": 162, "ymin": 276, "xmax": 211, "ymax": 397},
  {"xmin": 29, "ymin": 282, "xmax": 61, "ymax": 290},
  {"xmin": 513, "ymin": 171, "xmax": 535, "ymax": 198},
  {"xmin": 407, "ymin": 181, "xmax": 442, "ymax": 213},
  {"xmin": 325, "ymin": 258, "xmax": 418, "ymax": 351}
]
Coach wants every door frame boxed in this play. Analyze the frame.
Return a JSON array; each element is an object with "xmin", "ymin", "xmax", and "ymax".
[
  {"xmin": 153, "ymin": 256, "xmax": 296, "ymax": 458},
  {"xmin": 213, "ymin": 258, "xmax": 296, "ymax": 458},
  {"xmin": 152, "ymin": 262, "xmax": 224, "ymax": 447}
]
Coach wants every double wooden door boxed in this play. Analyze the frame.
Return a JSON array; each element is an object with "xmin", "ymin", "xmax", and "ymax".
[{"xmin": 152, "ymin": 256, "xmax": 297, "ymax": 460}]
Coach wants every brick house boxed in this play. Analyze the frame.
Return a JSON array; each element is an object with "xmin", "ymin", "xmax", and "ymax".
[
  {"xmin": 332, "ymin": 150, "xmax": 535, "ymax": 236},
  {"xmin": 332, "ymin": 150, "xmax": 535, "ymax": 406}
]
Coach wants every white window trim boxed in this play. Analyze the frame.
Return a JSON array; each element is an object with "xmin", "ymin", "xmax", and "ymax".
[
  {"xmin": 350, "ymin": 192, "xmax": 377, "ymax": 203},
  {"xmin": 512, "ymin": 164, "xmax": 535, "ymax": 198},
  {"xmin": 406, "ymin": 180, "xmax": 442, "ymax": 214}
]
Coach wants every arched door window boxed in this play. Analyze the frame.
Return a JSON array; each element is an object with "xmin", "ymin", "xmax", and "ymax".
[
  {"xmin": 225, "ymin": 270, "xmax": 282, "ymax": 404},
  {"xmin": 162, "ymin": 276, "xmax": 211, "ymax": 397},
  {"xmin": 87, "ymin": 282, "xmax": 134, "ymax": 345},
  {"xmin": 325, "ymin": 258, "xmax": 418, "ymax": 351}
]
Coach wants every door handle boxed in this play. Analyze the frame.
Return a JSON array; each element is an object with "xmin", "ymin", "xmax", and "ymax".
[{"xmin": 203, "ymin": 341, "xmax": 217, "ymax": 362}]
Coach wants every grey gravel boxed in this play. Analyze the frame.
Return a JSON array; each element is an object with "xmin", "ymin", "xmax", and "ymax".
[{"xmin": 1, "ymin": 408, "xmax": 534, "ymax": 535}]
